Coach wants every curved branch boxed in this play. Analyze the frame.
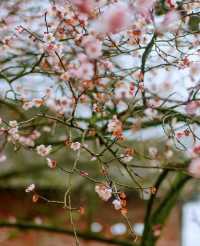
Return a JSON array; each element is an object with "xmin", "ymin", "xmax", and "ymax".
[{"xmin": 0, "ymin": 221, "xmax": 135, "ymax": 246}]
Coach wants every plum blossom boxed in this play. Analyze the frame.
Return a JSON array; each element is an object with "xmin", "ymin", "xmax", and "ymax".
[
  {"xmin": 112, "ymin": 199, "xmax": 122, "ymax": 210},
  {"xmin": 108, "ymin": 116, "xmax": 121, "ymax": 132},
  {"xmin": 0, "ymin": 154, "xmax": 7, "ymax": 162},
  {"xmin": 185, "ymin": 101, "xmax": 198, "ymax": 115},
  {"xmin": 95, "ymin": 184, "xmax": 112, "ymax": 201},
  {"xmin": 81, "ymin": 35, "xmax": 102, "ymax": 59},
  {"xmin": 156, "ymin": 10, "xmax": 180, "ymax": 33},
  {"xmin": 9, "ymin": 120, "xmax": 18, "ymax": 128},
  {"xmin": 134, "ymin": 0, "xmax": 155, "ymax": 19},
  {"xmin": 25, "ymin": 184, "xmax": 35, "ymax": 193},
  {"xmin": 46, "ymin": 96, "xmax": 72, "ymax": 115},
  {"xmin": 70, "ymin": 142, "xmax": 81, "ymax": 151},
  {"xmin": 43, "ymin": 32, "xmax": 55, "ymax": 43},
  {"xmin": 108, "ymin": 115, "xmax": 123, "ymax": 139},
  {"xmin": 22, "ymin": 101, "xmax": 34, "ymax": 110},
  {"xmin": 30, "ymin": 130, "xmax": 41, "ymax": 140},
  {"xmin": 42, "ymin": 32, "xmax": 62, "ymax": 54},
  {"xmin": 99, "ymin": 59, "xmax": 114, "ymax": 70},
  {"xmin": 8, "ymin": 128, "xmax": 19, "ymax": 141},
  {"xmin": 70, "ymin": 0, "xmax": 94, "ymax": 15},
  {"xmin": 120, "ymin": 148, "xmax": 134, "ymax": 162},
  {"xmin": 148, "ymin": 147, "xmax": 158, "ymax": 158},
  {"xmin": 115, "ymin": 82, "xmax": 132, "ymax": 99},
  {"xmin": 96, "ymin": 2, "xmax": 133, "ymax": 34},
  {"xmin": 46, "ymin": 158, "xmax": 57, "ymax": 169},
  {"xmin": 36, "ymin": 145, "xmax": 52, "ymax": 157},
  {"xmin": 42, "ymin": 126, "xmax": 52, "ymax": 132},
  {"xmin": 165, "ymin": 0, "xmax": 177, "ymax": 8},
  {"xmin": 18, "ymin": 136, "xmax": 35, "ymax": 147},
  {"xmin": 76, "ymin": 62, "xmax": 94, "ymax": 80},
  {"xmin": 8, "ymin": 121, "xmax": 19, "ymax": 141},
  {"xmin": 22, "ymin": 98, "xmax": 43, "ymax": 111},
  {"xmin": 44, "ymin": 43, "xmax": 61, "ymax": 54},
  {"xmin": 187, "ymin": 145, "xmax": 200, "ymax": 159},
  {"xmin": 188, "ymin": 158, "xmax": 200, "ymax": 178},
  {"xmin": 120, "ymin": 154, "xmax": 133, "ymax": 162},
  {"xmin": 68, "ymin": 54, "xmax": 94, "ymax": 80}
]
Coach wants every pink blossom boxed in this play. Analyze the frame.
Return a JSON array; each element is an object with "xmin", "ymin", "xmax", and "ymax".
[
  {"xmin": 70, "ymin": 0, "xmax": 94, "ymax": 15},
  {"xmin": 81, "ymin": 35, "xmax": 102, "ymax": 59},
  {"xmin": 188, "ymin": 145, "xmax": 200, "ymax": 159},
  {"xmin": 36, "ymin": 145, "xmax": 52, "ymax": 157},
  {"xmin": 44, "ymin": 43, "xmax": 59, "ymax": 54},
  {"xmin": 188, "ymin": 158, "xmax": 200, "ymax": 178},
  {"xmin": 185, "ymin": 101, "xmax": 198, "ymax": 115},
  {"xmin": 70, "ymin": 142, "xmax": 81, "ymax": 151},
  {"xmin": 95, "ymin": 184, "xmax": 112, "ymax": 201},
  {"xmin": 46, "ymin": 158, "xmax": 57, "ymax": 168},
  {"xmin": 22, "ymin": 101, "xmax": 34, "ymax": 110},
  {"xmin": 15, "ymin": 25, "xmax": 24, "ymax": 34},
  {"xmin": 8, "ymin": 127, "xmax": 19, "ymax": 141},
  {"xmin": 134, "ymin": 0, "xmax": 155, "ymax": 19},
  {"xmin": 108, "ymin": 116, "xmax": 121, "ymax": 133},
  {"xmin": 165, "ymin": 0, "xmax": 177, "ymax": 8},
  {"xmin": 76, "ymin": 62, "xmax": 94, "ymax": 80},
  {"xmin": 19, "ymin": 136, "xmax": 35, "ymax": 147},
  {"xmin": 0, "ymin": 154, "xmax": 7, "ymax": 162},
  {"xmin": 129, "ymin": 82, "xmax": 135, "ymax": 96},
  {"xmin": 100, "ymin": 60, "xmax": 114, "ymax": 70},
  {"xmin": 30, "ymin": 130, "xmax": 41, "ymax": 140},
  {"xmin": 157, "ymin": 10, "xmax": 180, "ymax": 33},
  {"xmin": 96, "ymin": 2, "xmax": 133, "ymax": 34}
]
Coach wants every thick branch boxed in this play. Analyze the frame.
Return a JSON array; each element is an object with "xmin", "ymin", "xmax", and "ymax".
[{"xmin": 0, "ymin": 221, "xmax": 135, "ymax": 246}]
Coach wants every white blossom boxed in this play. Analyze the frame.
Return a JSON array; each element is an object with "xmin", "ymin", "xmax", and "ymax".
[
  {"xmin": 112, "ymin": 199, "xmax": 122, "ymax": 210},
  {"xmin": 9, "ymin": 120, "xmax": 18, "ymax": 128},
  {"xmin": 25, "ymin": 184, "xmax": 35, "ymax": 193},
  {"xmin": 46, "ymin": 158, "xmax": 57, "ymax": 168},
  {"xmin": 36, "ymin": 145, "xmax": 52, "ymax": 157},
  {"xmin": 70, "ymin": 142, "xmax": 81, "ymax": 151},
  {"xmin": 95, "ymin": 184, "xmax": 112, "ymax": 201}
]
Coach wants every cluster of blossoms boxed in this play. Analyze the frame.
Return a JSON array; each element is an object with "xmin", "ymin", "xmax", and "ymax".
[
  {"xmin": 36, "ymin": 145, "xmax": 52, "ymax": 157},
  {"xmin": 0, "ymin": 0, "xmax": 199, "ymax": 242},
  {"xmin": 120, "ymin": 148, "xmax": 134, "ymax": 162},
  {"xmin": 95, "ymin": 184, "xmax": 112, "ymax": 201},
  {"xmin": 81, "ymin": 35, "xmax": 102, "ymax": 59},
  {"xmin": 1, "ymin": 120, "xmax": 41, "ymax": 147},
  {"xmin": 22, "ymin": 98, "xmax": 44, "ymax": 111},
  {"xmin": 108, "ymin": 116, "xmax": 123, "ymax": 139},
  {"xmin": 36, "ymin": 145, "xmax": 57, "ymax": 169},
  {"xmin": 95, "ymin": 184, "xmax": 127, "ymax": 212}
]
